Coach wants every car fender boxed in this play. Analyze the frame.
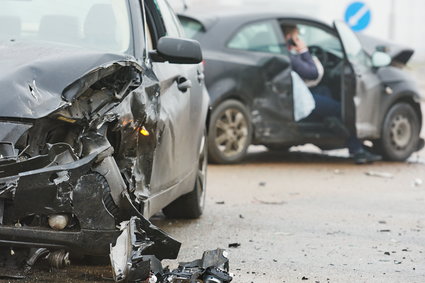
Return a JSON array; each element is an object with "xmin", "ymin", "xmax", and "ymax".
[
  {"xmin": 207, "ymin": 77, "xmax": 247, "ymax": 109},
  {"xmin": 376, "ymin": 82, "xmax": 423, "ymax": 137}
]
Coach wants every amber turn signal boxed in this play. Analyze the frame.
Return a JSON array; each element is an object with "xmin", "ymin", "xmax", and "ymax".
[{"xmin": 139, "ymin": 126, "xmax": 150, "ymax": 136}]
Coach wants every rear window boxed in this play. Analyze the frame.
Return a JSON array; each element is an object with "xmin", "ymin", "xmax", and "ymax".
[
  {"xmin": 178, "ymin": 16, "xmax": 204, "ymax": 38},
  {"xmin": 227, "ymin": 20, "xmax": 285, "ymax": 55}
]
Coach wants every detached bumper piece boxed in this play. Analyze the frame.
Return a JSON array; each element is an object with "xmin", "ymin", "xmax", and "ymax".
[{"xmin": 110, "ymin": 217, "xmax": 232, "ymax": 283}]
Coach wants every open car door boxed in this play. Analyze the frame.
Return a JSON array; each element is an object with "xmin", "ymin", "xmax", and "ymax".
[{"xmin": 333, "ymin": 21, "xmax": 383, "ymax": 138}]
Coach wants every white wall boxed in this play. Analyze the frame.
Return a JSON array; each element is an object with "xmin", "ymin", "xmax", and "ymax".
[{"xmin": 169, "ymin": 0, "xmax": 425, "ymax": 62}]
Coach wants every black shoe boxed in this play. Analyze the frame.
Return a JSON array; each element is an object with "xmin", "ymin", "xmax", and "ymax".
[{"xmin": 352, "ymin": 149, "xmax": 382, "ymax": 164}]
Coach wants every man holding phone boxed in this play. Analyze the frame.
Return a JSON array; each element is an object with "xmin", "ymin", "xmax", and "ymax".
[{"xmin": 282, "ymin": 24, "xmax": 382, "ymax": 164}]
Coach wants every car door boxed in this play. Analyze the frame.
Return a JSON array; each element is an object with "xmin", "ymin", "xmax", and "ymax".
[
  {"xmin": 225, "ymin": 19, "xmax": 294, "ymax": 141},
  {"xmin": 144, "ymin": 0, "xmax": 203, "ymax": 197},
  {"xmin": 334, "ymin": 21, "xmax": 383, "ymax": 138}
]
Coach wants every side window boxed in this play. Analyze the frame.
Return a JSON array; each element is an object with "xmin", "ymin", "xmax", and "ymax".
[
  {"xmin": 178, "ymin": 16, "xmax": 204, "ymax": 39},
  {"xmin": 153, "ymin": 0, "xmax": 182, "ymax": 37},
  {"xmin": 295, "ymin": 24, "xmax": 342, "ymax": 54},
  {"xmin": 227, "ymin": 20, "xmax": 285, "ymax": 55},
  {"xmin": 334, "ymin": 21, "xmax": 371, "ymax": 67}
]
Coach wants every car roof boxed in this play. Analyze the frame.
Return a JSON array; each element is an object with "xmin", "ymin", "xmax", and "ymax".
[{"xmin": 178, "ymin": 8, "xmax": 329, "ymax": 32}]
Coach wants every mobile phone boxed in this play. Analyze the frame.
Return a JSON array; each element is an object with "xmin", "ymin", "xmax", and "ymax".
[{"xmin": 288, "ymin": 38, "xmax": 297, "ymax": 47}]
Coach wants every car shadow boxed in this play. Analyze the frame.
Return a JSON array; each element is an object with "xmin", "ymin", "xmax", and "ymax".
[
  {"xmin": 150, "ymin": 213, "xmax": 198, "ymax": 231},
  {"xmin": 241, "ymin": 146, "xmax": 353, "ymax": 165}
]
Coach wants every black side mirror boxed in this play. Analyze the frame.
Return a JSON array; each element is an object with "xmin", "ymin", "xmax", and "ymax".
[{"xmin": 151, "ymin": 36, "xmax": 203, "ymax": 64}]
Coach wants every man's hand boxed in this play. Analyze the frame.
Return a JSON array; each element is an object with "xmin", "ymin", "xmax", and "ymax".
[{"xmin": 293, "ymin": 35, "xmax": 308, "ymax": 53}]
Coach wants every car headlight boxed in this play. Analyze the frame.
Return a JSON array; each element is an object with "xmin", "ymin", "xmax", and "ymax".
[{"xmin": 0, "ymin": 121, "xmax": 32, "ymax": 159}]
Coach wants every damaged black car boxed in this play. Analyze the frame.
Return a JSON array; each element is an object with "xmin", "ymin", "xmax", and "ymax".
[
  {"xmin": 0, "ymin": 0, "xmax": 209, "ymax": 272},
  {"xmin": 179, "ymin": 11, "xmax": 424, "ymax": 164}
]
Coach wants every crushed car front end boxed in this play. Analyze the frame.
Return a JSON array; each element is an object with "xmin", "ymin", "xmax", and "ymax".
[
  {"xmin": 0, "ymin": 126, "xmax": 120, "ymax": 255},
  {"xmin": 0, "ymin": 48, "xmax": 180, "ymax": 261}
]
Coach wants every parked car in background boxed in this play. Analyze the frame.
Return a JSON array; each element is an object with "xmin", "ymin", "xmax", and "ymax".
[
  {"xmin": 179, "ymin": 10, "xmax": 424, "ymax": 164},
  {"xmin": 0, "ymin": 0, "xmax": 208, "ymax": 262}
]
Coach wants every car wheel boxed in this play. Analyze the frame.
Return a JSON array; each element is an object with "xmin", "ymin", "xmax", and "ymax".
[
  {"xmin": 208, "ymin": 100, "xmax": 252, "ymax": 164},
  {"xmin": 163, "ymin": 132, "xmax": 207, "ymax": 219},
  {"xmin": 377, "ymin": 102, "xmax": 420, "ymax": 161}
]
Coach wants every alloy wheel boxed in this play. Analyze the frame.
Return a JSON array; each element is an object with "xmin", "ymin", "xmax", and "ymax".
[{"xmin": 214, "ymin": 108, "xmax": 249, "ymax": 158}]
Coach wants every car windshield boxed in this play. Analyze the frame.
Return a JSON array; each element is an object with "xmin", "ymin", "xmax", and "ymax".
[{"xmin": 0, "ymin": 0, "xmax": 131, "ymax": 53}]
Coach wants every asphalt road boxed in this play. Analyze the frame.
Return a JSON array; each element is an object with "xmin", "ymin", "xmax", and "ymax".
[
  {"xmin": 153, "ymin": 145, "xmax": 425, "ymax": 283},
  {"xmin": 9, "ymin": 146, "xmax": 425, "ymax": 283}
]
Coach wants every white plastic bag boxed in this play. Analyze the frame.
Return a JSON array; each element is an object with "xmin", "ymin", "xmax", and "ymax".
[{"xmin": 292, "ymin": 71, "xmax": 315, "ymax": 121}]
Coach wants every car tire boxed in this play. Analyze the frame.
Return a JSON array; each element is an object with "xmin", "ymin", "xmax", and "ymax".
[
  {"xmin": 163, "ymin": 132, "xmax": 207, "ymax": 219},
  {"xmin": 376, "ymin": 102, "xmax": 421, "ymax": 161},
  {"xmin": 208, "ymin": 100, "xmax": 252, "ymax": 164}
]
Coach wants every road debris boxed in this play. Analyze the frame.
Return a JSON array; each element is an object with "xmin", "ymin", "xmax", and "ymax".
[
  {"xmin": 253, "ymin": 197, "xmax": 286, "ymax": 205},
  {"xmin": 110, "ymin": 217, "xmax": 233, "ymax": 283},
  {"xmin": 365, "ymin": 171, "xmax": 394, "ymax": 179},
  {"xmin": 413, "ymin": 178, "xmax": 423, "ymax": 187},
  {"xmin": 228, "ymin": 243, "xmax": 241, "ymax": 249}
]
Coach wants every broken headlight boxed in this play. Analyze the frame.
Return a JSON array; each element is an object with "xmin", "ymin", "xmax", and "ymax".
[{"xmin": 0, "ymin": 121, "xmax": 32, "ymax": 160}]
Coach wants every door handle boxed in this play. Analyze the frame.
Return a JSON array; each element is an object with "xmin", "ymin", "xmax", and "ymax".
[
  {"xmin": 197, "ymin": 71, "xmax": 205, "ymax": 83},
  {"xmin": 177, "ymin": 76, "xmax": 192, "ymax": 92}
]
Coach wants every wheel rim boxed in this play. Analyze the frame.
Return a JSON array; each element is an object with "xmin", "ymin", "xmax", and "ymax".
[
  {"xmin": 214, "ymin": 108, "xmax": 248, "ymax": 158},
  {"xmin": 390, "ymin": 114, "xmax": 412, "ymax": 149},
  {"xmin": 197, "ymin": 134, "xmax": 207, "ymax": 210}
]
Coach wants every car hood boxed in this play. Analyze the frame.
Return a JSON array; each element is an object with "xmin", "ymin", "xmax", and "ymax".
[
  {"xmin": 358, "ymin": 34, "xmax": 414, "ymax": 65},
  {"xmin": 0, "ymin": 41, "xmax": 138, "ymax": 119}
]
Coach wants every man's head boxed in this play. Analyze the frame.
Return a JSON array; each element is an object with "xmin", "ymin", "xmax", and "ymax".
[{"xmin": 282, "ymin": 24, "xmax": 299, "ymax": 42}]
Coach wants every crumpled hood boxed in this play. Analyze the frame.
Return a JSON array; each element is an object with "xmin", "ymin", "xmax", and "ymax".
[
  {"xmin": 0, "ymin": 41, "xmax": 137, "ymax": 119},
  {"xmin": 358, "ymin": 34, "xmax": 414, "ymax": 65}
]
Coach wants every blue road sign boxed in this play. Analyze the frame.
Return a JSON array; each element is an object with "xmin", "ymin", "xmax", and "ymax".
[{"xmin": 344, "ymin": 2, "xmax": 371, "ymax": 32}]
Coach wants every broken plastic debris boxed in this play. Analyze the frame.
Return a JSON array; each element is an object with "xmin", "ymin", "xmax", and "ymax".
[
  {"xmin": 413, "ymin": 178, "xmax": 423, "ymax": 187},
  {"xmin": 365, "ymin": 171, "xmax": 394, "ymax": 179},
  {"xmin": 110, "ymin": 217, "xmax": 233, "ymax": 283}
]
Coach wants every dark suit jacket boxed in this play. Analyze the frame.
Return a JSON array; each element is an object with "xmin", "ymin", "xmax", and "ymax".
[{"xmin": 289, "ymin": 51, "xmax": 319, "ymax": 81}]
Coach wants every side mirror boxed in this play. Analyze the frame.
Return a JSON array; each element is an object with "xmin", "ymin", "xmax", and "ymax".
[
  {"xmin": 152, "ymin": 36, "xmax": 203, "ymax": 64},
  {"xmin": 371, "ymin": 51, "xmax": 391, "ymax": 68}
]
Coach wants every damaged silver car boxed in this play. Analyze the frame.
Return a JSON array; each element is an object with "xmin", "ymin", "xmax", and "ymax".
[{"xmin": 0, "ymin": 0, "xmax": 209, "ymax": 272}]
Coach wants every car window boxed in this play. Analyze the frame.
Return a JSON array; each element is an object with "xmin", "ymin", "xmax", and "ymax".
[
  {"xmin": 179, "ymin": 16, "xmax": 204, "ymax": 39},
  {"xmin": 0, "ymin": 0, "xmax": 131, "ymax": 53},
  {"xmin": 227, "ymin": 20, "xmax": 285, "ymax": 55},
  {"xmin": 334, "ymin": 21, "xmax": 371, "ymax": 66},
  {"xmin": 295, "ymin": 24, "xmax": 343, "ymax": 56},
  {"xmin": 153, "ymin": 0, "xmax": 182, "ymax": 37},
  {"xmin": 146, "ymin": 20, "xmax": 154, "ymax": 51}
]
